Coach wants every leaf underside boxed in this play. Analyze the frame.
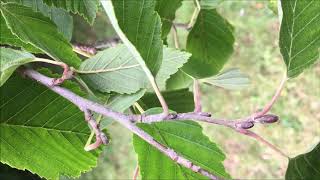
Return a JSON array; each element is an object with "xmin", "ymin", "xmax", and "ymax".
[
  {"xmin": 279, "ymin": 0, "xmax": 320, "ymax": 78},
  {"xmin": 0, "ymin": 73, "xmax": 100, "ymax": 179}
]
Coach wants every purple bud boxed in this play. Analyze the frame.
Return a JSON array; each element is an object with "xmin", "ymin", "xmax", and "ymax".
[
  {"xmin": 237, "ymin": 122, "xmax": 254, "ymax": 129},
  {"xmin": 257, "ymin": 114, "xmax": 279, "ymax": 124}
]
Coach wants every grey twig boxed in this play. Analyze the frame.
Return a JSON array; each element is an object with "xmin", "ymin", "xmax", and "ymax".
[{"xmin": 22, "ymin": 68, "xmax": 222, "ymax": 180}]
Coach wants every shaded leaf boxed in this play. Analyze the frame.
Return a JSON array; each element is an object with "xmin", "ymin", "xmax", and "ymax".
[
  {"xmin": 100, "ymin": 89, "xmax": 147, "ymax": 128},
  {"xmin": 0, "ymin": 73, "xmax": 100, "ymax": 179},
  {"xmin": 182, "ymin": 9, "xmax": 235, "ymax": 79},
  {"xmin": 0, "ymin": 48, "xmax": 35, "ymax": 87},
  {"xmin": 140, "ymin": 89, "xmax": 194, "ymax": 113},
  {"xmin": 0, "ymin": 3, "xmax": 81, "ymax": 67},
  {"xmin": 101, "ymin": 0, "xmax": 163, "ymax": 75},
  {"xmin": 166, "ymin": 70, "xmax": 193, "ymax": 90},
  {"xmin": 200, "ymin": 0, "xmax": 224, "ymax": 9},
  {"xmin": 43, "ymin": 0, "xmax": 99, "ymax": 24},
  {"xmin": 4, "ymin": 0, "xmax": 73, "ymax": 41},
  {"xmin": 133, "ymin": 108, "xmax": 230, "ymax": 179},
  {"xmin": 285, "ymin": 142, "xmax": 320, "ymax": 180},
  {"xmin": 155, "ymin": 0, "xmax": 183, "ymax": 39},
  {"xmin": 279, "ymin": 0, "xmax": 320, "ymax": 78},
  {"xmin": 201, "ymin": 68, "xmax": 250, "ymax": 90}
]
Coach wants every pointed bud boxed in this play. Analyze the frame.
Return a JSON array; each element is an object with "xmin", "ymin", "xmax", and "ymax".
[
  {"xmin": 257, "ymin": 114, "xmax": 279, "ymax": 124},
  {"xmin": 237, "ymin": 122, "xmax": 254, "ymax": 129}
]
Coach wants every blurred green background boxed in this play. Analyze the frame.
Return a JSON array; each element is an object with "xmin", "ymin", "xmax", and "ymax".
[{"xmin": 73, "ymin": 1, "xmax": 320, "ymax": 179}]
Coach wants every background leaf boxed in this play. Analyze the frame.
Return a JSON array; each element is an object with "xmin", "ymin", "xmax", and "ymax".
[
  {"xmin": 101, "ymin": 0, "xmax": 163, "ymax": 75},
  {"xmin": 201, "ymin": 68, "xmax": 250, "ymax": 90},
  {"xmin": 43, "ymin": 0, "xmax": 99, "ymax": 24},
  {"xmin": 182, "ymin": 9, "xmax": 235, "ymax": 79},
  {"xmin": 0, "ymin": 48, "xmax": 35, "ymax": 87},
  {"xmin": 0, "ymin": 3, "xmax": 81, "ymax": 67},
  {"xmin": 139, "ymin": 89, "xmax": 194, "ymax": 113},
  {"xmin": 0, "ymin": 73, "xmax": 100, "ymax": 179},
  {"xmin": 279, "ymin": 0, "xmax": 320, "ymax": 78},
  {"xmin": 285, "ymin": 142, "xmax": 320, "ymax": 180},
  {"xmin": 133, "ymin": 108, "xmax": 230, "ymax": 179},
  {"xmin": 166, "ymin": 70, "xmax": 193, "ymax": 90},
  {"xmin": 155, "ymin": 0, "xmax": 182, "ymax": 39},
  {"xmin": 200, "ymin": 0, "xmax": 224, "ymax": 9}
]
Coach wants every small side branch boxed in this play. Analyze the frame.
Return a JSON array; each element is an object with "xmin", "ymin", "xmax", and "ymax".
[
  {"xmin": 193, "ymin": 79, "xmax": 202, "ymax": 113},
  {"xmin": 83, "ymin": 109, "xmax": 109, "ymax": 151}
]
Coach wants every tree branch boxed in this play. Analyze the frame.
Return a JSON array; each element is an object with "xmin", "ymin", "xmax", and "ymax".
[{"xmin": 22, "ymin": 68, "xmax": 221, "ymax": 179}]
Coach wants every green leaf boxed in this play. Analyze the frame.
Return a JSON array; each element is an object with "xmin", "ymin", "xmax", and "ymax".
[
  {"xmin": 285, "ymin": 142, "xmax": 320, "ymax": 180},
  {"xmin": 4, "ymin": 0, "xmax": 73, "ymax": 41},
  {"xmin": 101, "ymin": 0, "xmax": 163, "ymax": 75},
  {"xmin": 79, "ymin": 45, "xmax": 190, "ymax": 94},
  {"xmin": 200, "ymin": 0, "xmax": 224, "ymax": 9},
  {"xmin": 140, "ymin": 89, "xmax": 194, "ymax": 113},
  {"xmin": 155, "ymin": 0, "xmax": 183, "ymax": 39},
  {"xmin": 182, "ymin": 9, "xmax": 235, "ymax": 79},
  {"xmin": 133, "ymin": 108, "xmax": 230, "ymax": 179},
  {"xmin": 0, "ymin": 48, "xmax": 35, "ymax": 87},
  {"xmin": 156, "ymin": 47, "xmax": 191, "ymax": 90},
  {"xmin": 201, "ymin": 68, "xmax": 250, "ymax": 90},
  {"xmin": 0, "ymin": 15, "xmax": 41, "ymax": 53},
  {"xmin": 166, "ymin": 70, "xmax": 193, "ymax": 90},
  {"xmin": 0, "ymin": 3, "xmax": 81, "ymax": 68},
  {"xmin": 43, "ymin": 0, "xmax": 99, "ymax": 24},
  {"xmin": 0, "ymin": 73, "xmax": 101, "ymax": 179},
  {"xmin": 100, "ymin": 89, "xmax": 146, "ymax": 128},
  {"xmin": 79, "ymin": 44, "xmax": 147, "ymax": 94},
  {"xmin": 279, "ymin": 0, "xmax": 320, "ymax": 78}
]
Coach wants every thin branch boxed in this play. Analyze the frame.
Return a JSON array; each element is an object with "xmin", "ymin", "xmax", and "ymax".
[
  {"xmin": 193, "ymin": 79, "xmax": 202, "ymax": 113},
  {"xmin": 254, "ymin": 72, "xmax": 287, "ymax": 118},
  {"xmin": 73, "ymin": 45, "xmax": 96, "ymax": 57},
  {"xmin": 22, "ymin": 68, "xmax": 221, "ymax": 179},
  {"xmin": 235, "ymin": 128, "xmax": 288, "ymax": 158},
  {"xmin": 187, "ymin": 0, "xmax": 201, "ymax": 29},
  {"xmin": 172, "ymin": 25, "xmax": 180, "ymax": 49},
  {"xmin": 33, "ymin": 58, "xmax": 73, "ymax": 86},
  {"xmin": 133, "ymin": 164, "xmax": 139, "ymax": 180}
]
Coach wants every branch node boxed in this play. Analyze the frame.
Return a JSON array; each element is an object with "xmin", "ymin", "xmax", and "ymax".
[
  {"xmin": 236, "ymin": 121, "xmax": 254, "ymax": 129},
  {"xmin": 51, "ymin": 64, "xmax": 73, "ymax": 86}
]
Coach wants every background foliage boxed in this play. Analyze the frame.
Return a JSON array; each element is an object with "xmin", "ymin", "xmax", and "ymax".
[{"xmin": 73, "ymin": 1, "xmax": 319, "ymax": 179}]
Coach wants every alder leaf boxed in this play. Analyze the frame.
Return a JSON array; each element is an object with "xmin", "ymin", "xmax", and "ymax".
[
  {"xmin": 79, "ymin": 45, "xmax": 190, "ymax": 94},
  {"xmin": 133, "ymin": 108, "xmax": 230, "ymax": 179},
  {"xmin": 279, "ymin": 0, "xmax": 320, "ymax": 78},
  {"xmin": 166, "ymin": 70, "xmax": 193, "ymax": 90},
  {"xmin": 140, "ymin": 89, "xmax": 194, "ymax": 113},
  {"xmin": 0, "ymin": 73, "xmax": 101, "ymax": 179},
  {"xmin": 0, "ymin": 48, "xmax": 35, "ymax": 87},
  {"xmin": 43, "ymin": 0, "xmax": 99, "ymax": 24},
  {"xmin": 101, "ymin": 0, "xmax": 163, "ymax": 75},
  {"xmin": 285, "ymin": 142, "xmax": 320, "ymax": 180},
  {"xmin": 4, "ymin": 0, "xmax": 73, "ymax": 41},
  {"xmin": 155, "ymin": 0, "xmax": 183, "ymax": 39},
  {"xmin": 79, "ymin": 44, "xmax": 147, "ymax": 94},
  {"xmin": 182, "ymin": 9, "xmax": 235, "ymax": 79},
  {"xmin": 201, "ymin": 68, "xmax": 250, "ymax": 90},
  {"xmin": 155, "ymin": 47, "xmax": 191, "ymax": 90},
  {"xmin": 0, "ymin": 3, "xmax": 81, "ymax": 68},
  {"xmin": 0, "ymin": 15, "xmax": 41, "ymax": 53}
]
